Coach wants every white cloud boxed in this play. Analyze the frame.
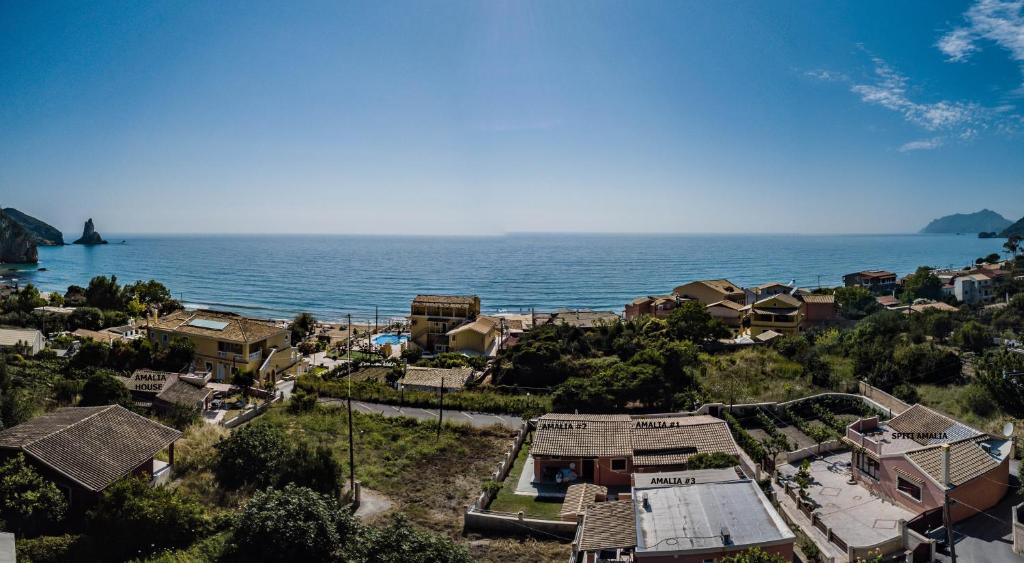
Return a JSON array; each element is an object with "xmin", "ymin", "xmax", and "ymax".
[
  {"xmin": 804, "ymin": 69, "xmax": 848, "ymax": 82},
  {"xmin": 898, "ymin": 138, "xmax": 944, "ymax": 152},
  {"xmin": 937, "ymin": 0, "xmax": 1024, "ymax": 66},
  {"xmin": 850, "ymin": 57, "xmax": 986, "ymax": 131}
]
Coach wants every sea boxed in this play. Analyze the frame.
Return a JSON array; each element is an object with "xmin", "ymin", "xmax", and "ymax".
[{"xmin": 0, "ymin": 233, "xmax": 1008, "ymax": 321}]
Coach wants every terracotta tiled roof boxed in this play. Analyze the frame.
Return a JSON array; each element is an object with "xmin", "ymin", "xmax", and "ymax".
[
  {"xmin": 531, "ymin": 414, "xmax": 633, "ymax": 457},
  {"xmin": 560, "ymin": 483, "xmax": 607, "ymax": 519},
  {"xmin": 0, "ymin": 406, "xmax": 181, "ymax": 491},
  {"xmin": 905, "ymin": 436, "xmax": 1004, "ymax": 487},
  {"xmin": 148, "ymin": 309, "xmax": 284, "ymax": 344},
  {"xmin": 0, "ymin": 328, "xmax": 43, "ymax": 347},
  {"xmin": 532, "ymin": 414, "xmax": 738, "ymax": 464},
  {"xmin": 752, "ymin": 293, "xmax": 803, "ymax": 309},
  {"xmin": 630, "ymin": 416, "xmax": 738, "ymax": 466},
  {"xmin": 888, "ymin": 404, "xmax": 980, "ymax": 445},
  {"xmin": 800, "ymin": 294, "xmax": 835, "ymax": 304},
  {"xmin": 578, "ymin": 500, "xmax": 637, "ymax": 552},
  {"xmin": 398, "ymin": 366, "xmax": 473, "ymax": 390},
  {"xmin": 412, "ymin": 295, "xmax": 478, "ymax": 305},
  {"xmin": 156, "ymin": 380, "xmax": 213, "ymax": 408},
  {"xmin": 446, "ymin": 316, "xmax": 499, "ymax": 335},
  {"xmin": 707, "ymin": 300, "xmax": 745, "ymax": 311}
]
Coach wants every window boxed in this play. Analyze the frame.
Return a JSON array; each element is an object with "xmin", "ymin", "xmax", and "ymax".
[
  {"xmin": 854, "ymin": 451, "xmax": 879, "ymax": 480},
  {"xmin": 897, "ymin": 477, "xmax": 922, "ymax": 501},
  {"xmin": 611, "ymin": 458, "xmax": 627, "ymax": 471}
]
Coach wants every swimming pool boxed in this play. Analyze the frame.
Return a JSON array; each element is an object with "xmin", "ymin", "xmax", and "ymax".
[{"xmin": 372, "ymin": 333, "xmax": 409, "ymax": 346}]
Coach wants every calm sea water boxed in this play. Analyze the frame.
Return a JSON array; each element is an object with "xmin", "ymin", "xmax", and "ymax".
[{"xmin": 0, "ymin": 233, "xmax": 1007, "ymax": 321}]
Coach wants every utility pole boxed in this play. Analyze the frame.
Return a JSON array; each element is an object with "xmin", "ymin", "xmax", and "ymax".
[
  {"xmin": 437, "ymin": 376, "xmax": 444, "ymax": 438},
  {"xmin": 346, "ymin": 314, "xmax": 355, "ymax": 498},
  {"xmin": 942, "ymin": 443, "xmax": 957, "ymax": 563},
  {"xmin": 374, "ymin": 306, "xmax": 378, "ymax": 334}
]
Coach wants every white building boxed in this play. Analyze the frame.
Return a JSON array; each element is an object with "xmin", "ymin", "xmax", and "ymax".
[
  {"xmin": 0, "ymin": 328, "xmax": 45, "ymax": 356},
  {"xmin": 954, "ymin": 273, "xmax": 996, "ymax": 305}
]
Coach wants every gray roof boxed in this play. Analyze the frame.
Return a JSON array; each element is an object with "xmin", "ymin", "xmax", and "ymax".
[
  {"xmin": 0, "ymin": 405, "xmax": 181, "ymax": 491},
  {"xmin": 0, "ymin": 532, "xmax": 13, "ymax": 563},
  {"xmin": 0, "ymin": 327, "xmax": 43, "ymax": 346},
  {"xmin": 634, "ymin": 475, "xmax": 794, "ymax": 555}
]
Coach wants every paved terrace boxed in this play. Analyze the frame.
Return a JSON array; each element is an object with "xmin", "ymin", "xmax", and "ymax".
[{"xmin": 778, "ymin": 452, "xmax": 914, "ymax": 555}]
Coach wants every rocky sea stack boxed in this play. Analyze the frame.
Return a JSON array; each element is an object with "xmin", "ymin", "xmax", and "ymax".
[
  {"xmin": 0, "ymin": 208, "xmax": 39, "ymax": 263},
  {"xmin": 73, "ymin": 218, "xmax": 108, "ymax": 245}
]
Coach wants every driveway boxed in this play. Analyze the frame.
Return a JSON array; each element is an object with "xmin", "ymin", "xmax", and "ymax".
[
  {"xmin": 318, "ymin": 397, "xmax": 523, "ymax": 430},
  {"xmin": 933, "ymin": 459, "xmax": 1022, "ymax": 563}
]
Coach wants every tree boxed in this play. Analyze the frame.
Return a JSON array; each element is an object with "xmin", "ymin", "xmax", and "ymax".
[
  {"xmin": 833, "ymin": 286, "xmax": 880, "ymax": 320},
  {"xmin": 85, "ymin": 275, "xmax": 125, "ymax": 310},
  {"xmin": 280, "ymin": 441, "xmax": 343, "ymax": 497},
  {"xmin": 227, "ymin": 484, "xmax": 354, "ymax": 562},
  {"xmin": 925, "ymin": 312, "xmax": 954, "ymax": 342},
  {"xmin": 46, "ymin": 292, "xmax": 64, "ymax": 307},
  {"xmin": 288, "ymin": 388, "xmax": 318, "ymax": 413},
  {"xmin": 984, "ymin": 252, "xmax": 1002, "ymax": 264},
  {"xmin": 0, "ymin": 453, "xmax": 67, "ymax": 536},
  {"xmin": 13, "ymin": 284, "xmax": 46, "ymax": 314},
  {"xmin": 666, "ymin": 301, "xmax": 728, "ymax": 343},
  {"xmin": 976, "ymin": 349, "xmax": 1024, "ymax": 416},
  {"xmin": 123, "ymin": 280, "xmax": 175, "ymax": 310},
  {"xmin": 158, "ymin": 336, "xmax": 195, "ymax": 371},
  {"xmin": 69, "ymin": 306, "xmax": 104, "ymax": 331},
  {"xmin": 902, "ymin": 267, "xmax": 942, "ymax": 302},
  {"xmin": 684, "ymin": 451, "xmax": 738, "ymax": 470},
  {"xmin": 79, "ymin": 371, "xmax": 132, "ymax": 407},
  {"xmin": 721, "ymin": 546, "xmax": 787, "ymax": 563},
  {"xmin": 86, "ymin": 476, "xmax": 211, "ymax": 561},
  {"xmin": 954, "ymin": 320, "xmax": 993, "ymax": 354},
  {"xmin": 71, "ymin": 339, "xmax": 110, "ymax": 370},
  {"xmin": 1005, "ymin": 234, "xmax": 1021, "ymax": 258},
  {"xmin": 358, "ymin": 514, "xmax": 471, "ymax": 563},
  {"xmin": 291, "ymin": 312, "xmax": 318, "ymax": 344},
  {"xmin": 215, "ymin": 423, "xmax": 290, "ymax": 489}
]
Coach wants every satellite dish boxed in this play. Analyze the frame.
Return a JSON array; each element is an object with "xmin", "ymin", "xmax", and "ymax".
[{"xmin": 1003, "ymin": 422, "xmax": 1014, "ymax": 438}]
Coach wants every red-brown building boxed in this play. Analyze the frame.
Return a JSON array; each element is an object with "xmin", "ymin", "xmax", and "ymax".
[{"xmin": 799, "ymin": 293, "xmax": 838, "ymax": 325}]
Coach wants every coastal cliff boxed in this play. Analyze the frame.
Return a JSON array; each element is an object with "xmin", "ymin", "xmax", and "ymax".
[
  {"xmin": 73, "ymin": 218, "xmax": 108, "ymax": 245},
  {"xmin": 1002, "ymin": 216, "xmax": 1024, "ymax": 238},
  {"xmin": 920, "ymin": 209, "xmax": 1012, "ymax": 234},
  {"xmin": 1, "ymin": 207, "xmax": 64, "ymax": 245},
  {"xmin": 0, "ymin": 208, "xmax": 39, "ymax": 263}
]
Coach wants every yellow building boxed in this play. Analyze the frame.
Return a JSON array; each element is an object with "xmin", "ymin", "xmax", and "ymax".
[
  {"xmin": 446, "ymin": 315, "xmax": 501, "ymax": 356},
  {"xmin": 409, "ymin": 295, "xmax": 481, "ymax": 354},
  {"xmin": 742, "ymin": 294, "xmax": 805, "ymax": 337},
  {"xmin": 147, "ymin": 309, "xmax": 301, "ymax": 383},
  {"xmin": 672, "ymin": 279, "xmax": 745, "ymax": 306}
]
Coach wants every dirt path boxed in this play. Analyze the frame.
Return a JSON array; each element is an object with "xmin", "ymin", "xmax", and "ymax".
[{"xmin": 355, "ymin": 486, "xmax": 395, "ymax": 520}]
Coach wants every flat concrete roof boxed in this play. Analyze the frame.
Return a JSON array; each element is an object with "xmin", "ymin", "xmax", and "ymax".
[{"xmin": 634, "ymin": 474, "xmax": 794, "ymax": 555}]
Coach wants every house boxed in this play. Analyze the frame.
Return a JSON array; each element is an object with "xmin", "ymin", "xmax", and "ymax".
[
  {"xmin": 744, "ymin": 281, "xmax": 794, "ymax": 305},
  {"xmin": 409, "ymin": 295, "xmax": 480, "ymax": 354},
  {"xmin": 844, "ymin": 404, "xmax": 1011, "ymax": 522},
  {"xmin": 705, "ymin": 300, "xmax": 744, "ymax": 329},
  {"xmin": 72, "ymin": 318, "xmax": 143, "ymax": 344},
  {"xmin": 954, "ymin": 273, "xmax": 997, "ymax": 305},
  {"xmin": 0, "ymin": 327, "xmax": 45, "ymax": 355},
  {"xmin": 446, "ymin": 315, "xmax": 502, "ymax": 356},
  {"xmin": 118, "ymin": 369, "xmax": 213, "ymax": 412},
  {"xmin": 572, "ymin": 468, "xmax": 795, "ymax": 563},
  {"xmin": 544, "ymin": 309, "xmax": 621, "ymax": 329},
  {"xmin": 742, "ymin": 294, "xmax": 805, "ymax": 337},
  {"xmin": 624, "ymin": 295, "xmax": 684, "ymax": 320},
  {"xmin": 799, "ymin": 293, "xmax": 838, "ymax": 325},
  {"xmin": 843, "ymin": 270, "xmax": 898, "ymax": 292},
  {"xmin": 672, "ymin": 279, "xmax": 745, "ymax": 306},
  {"xmin": 397, "ymin": 366, "xmax": 474, "ymax": 393},
  {"xmin": 0, "ymin": 405, "xmax": 181, "ymax": 511},
  {"xmin": 530, "ymin": 414, "xmax": 739, "ymax": 487},
  {"xmin": 147, "ymin": 309, "xmax": 301, "ymax": 383}
]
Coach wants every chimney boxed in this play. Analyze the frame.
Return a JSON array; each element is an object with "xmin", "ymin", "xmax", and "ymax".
[
  {"xmin": 641, "ymin": 492, "xmax": 650, "ymax": 511},
  {"xmin": 721, "ymin": 526, "xmax": 732, "ymax": 545},
  {"xmin": 942, "ymin": 444, "xmax": 951, "ymax": 487}
]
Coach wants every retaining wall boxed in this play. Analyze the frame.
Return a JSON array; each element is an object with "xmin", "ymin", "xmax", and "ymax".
[
  {"xmin": 464, "ymin": 508, "xmax": 577, "ymax": 539},
  {"xmin": 857, "ymin": 381, "xmax": 911, "ymax": 417}
]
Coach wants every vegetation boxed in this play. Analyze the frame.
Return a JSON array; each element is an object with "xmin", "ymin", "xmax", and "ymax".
[
  {"xmin": 722, "ymin": 547, "xmax": 788, "ymax": 563},
  {"xmin": 0, "ymin": 453, "xmax": 67, "ymax": 537}
]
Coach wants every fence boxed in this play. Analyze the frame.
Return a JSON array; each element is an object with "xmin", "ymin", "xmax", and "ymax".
[
  {"xmin": 785, "ymin": 438, "xmax": 847, "ymax": 464},
  {"xmin": 470, "ymin": 420, "xmax": 529, "ymax": 511},
  {"xmin": 857, "ymin": 381, "xmax": 911, "ymax": 416},
  {"xmin": 222, "ymin": 397, "xmax": 276, "ymax": 429}
]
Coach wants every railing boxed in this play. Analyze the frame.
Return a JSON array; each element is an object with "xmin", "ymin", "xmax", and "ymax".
[{"xmin": 248, "ymin": 349, "xmax": 262, "ymax": 362}]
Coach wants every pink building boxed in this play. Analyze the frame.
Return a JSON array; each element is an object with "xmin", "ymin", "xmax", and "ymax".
[
  {"xmin": 845, "ymin": 404, "xmax": 1011, "ymax": 523},
  {"xmin": 624, "ymin": 295, "xmax": 685, "ymax": 321}
]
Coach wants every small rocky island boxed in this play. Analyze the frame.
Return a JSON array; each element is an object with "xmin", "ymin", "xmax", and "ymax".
[{"xmin": 73, "ymin": 218, "xmax": 108, "ymax": 245}]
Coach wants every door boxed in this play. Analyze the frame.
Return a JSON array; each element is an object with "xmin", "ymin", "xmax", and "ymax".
[{"xmin": 582, "ymin": 459, "xmax": 595, "ymax": 481}]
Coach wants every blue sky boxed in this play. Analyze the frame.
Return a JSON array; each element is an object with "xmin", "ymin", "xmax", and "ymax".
[{"xmin": 2, "ymin": 1, "xmax": 1023, "ymax": 235}]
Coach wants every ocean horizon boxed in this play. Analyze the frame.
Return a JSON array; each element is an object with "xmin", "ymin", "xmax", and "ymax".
[{"xmin": 2, "ymin": 232, "xmax": 1008, "ymax": 321}]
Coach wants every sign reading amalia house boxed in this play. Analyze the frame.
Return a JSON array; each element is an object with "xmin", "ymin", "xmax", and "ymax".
[{"xmin": 123, "ymin": 370, "xmax": 176, "ymax": 395}]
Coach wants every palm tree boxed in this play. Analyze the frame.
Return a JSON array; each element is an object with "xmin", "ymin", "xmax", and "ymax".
[{"xmin": 1004, "ymin": 235, "xmax": 1021, "ymax": 259}]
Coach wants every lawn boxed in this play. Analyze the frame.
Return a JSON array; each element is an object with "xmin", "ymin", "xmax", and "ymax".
[
  {"xmin": 262, "ymin": 404, "xmax": 514, "ymax": 535},
  {"xmin": 487, "ymin": 434, "xmax": 564, "ymax": 520},
  {"xmin": 701, "ymin": 348, "xmax": 820, "ymax": 404},
  {"xmin": 915, "ymin": 383, "xmax": 1008, "ymax": 433}
]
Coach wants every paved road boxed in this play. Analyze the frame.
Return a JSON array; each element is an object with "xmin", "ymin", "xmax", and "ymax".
[{"xmin": 318, "ymin": 397, "xmax": 523, "ymax": 430}]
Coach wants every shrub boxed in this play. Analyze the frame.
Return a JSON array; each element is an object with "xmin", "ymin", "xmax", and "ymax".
[
  {"xmin": 288, "ymin": 388, "xmax": 318, "ymax": 413},
  {"xmin": 279, "ymin": 442, "xmax": 343, "ymax": 497},
  {"xmin": 86, "ymin": 477, "xmax": 211, "ymax": 561},
  {"xmin": 892, "ymin": 383, "xmax": 920, "ymax": 404},
  {"xmin": 356, "ymin": 513, "xmax": 471, "ymax": 562},
  {"xmin": 15, "ymin": 534, "xmax": 81, "ymax": 563},
  {"xmin": 79, "ymin": 371, "xmax": 132, "ymax": 407},
  {"xmin": 227, "ymin": 484, "xmax": 354, "ymax": 562},
  {"xmin": 721, "ymin": 546, "xmax": 788, "ymax": 563},
  {"xmin": 961, "ymin": 384, "xmax": 996, "ymax": 417},
  {"xmin": 214, "ymin": 423, "xmax": 290, "ymax": 489},
  {"xmin": 723, "ymin": 411, "xmax": 766, "ymax": 463},
  {"xmin": 0, "ymin": 453, "xmax": 67, "ymax": 536},
  {"xmin": 685, "ymin": 452, "xmax": 738, "ymax": 470},
  {"xmin": 175, "ymin": 423, "xmax": 229, "ymax": 475}
]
